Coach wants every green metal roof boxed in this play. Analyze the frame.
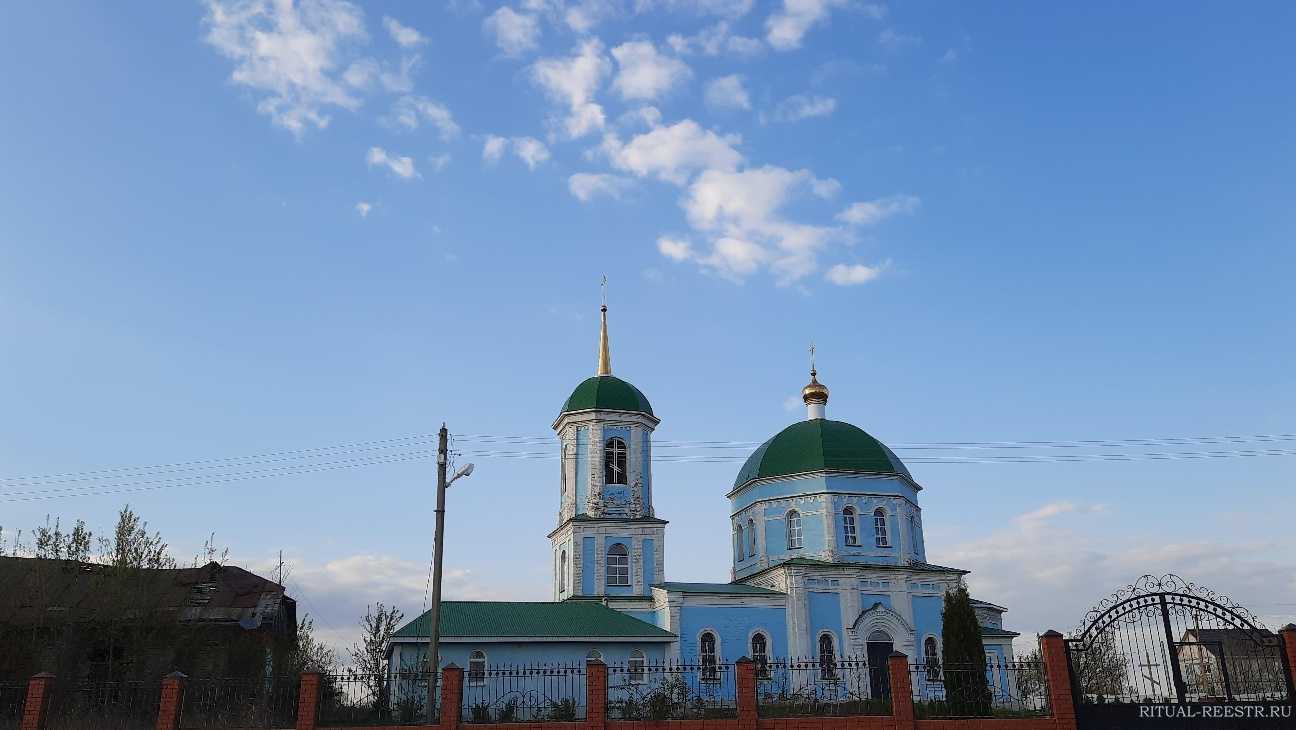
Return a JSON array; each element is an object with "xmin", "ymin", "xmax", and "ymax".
[
  {"xmin": 560, "ymin": 376, "xmax": 654, "ymax": 417},
  {"xmin": 733, "ymin": 419, "xmax": 910, "ymax": 489},
  {"xmin": 653, "ymin": 582, "xmax": 785, "ymax": 595},
  {"xmin": 391, "ymin": 601, "xmax": 674, "ymax": 640}
]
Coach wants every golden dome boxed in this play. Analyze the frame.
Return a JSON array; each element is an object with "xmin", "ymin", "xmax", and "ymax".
[{"xmin": 802, "ymin": 369, "xmax": 829, "ymax": 405}]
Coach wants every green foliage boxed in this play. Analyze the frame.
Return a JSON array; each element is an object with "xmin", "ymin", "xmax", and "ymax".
[
  {"xmin": 107, "ymin": 505, "xmax": 176, "ymax": 570},
  {"xmin": 469, "ymin": 702, "xmax": 492, "ymax": 723},
  {"xmin": 547, "ymin": 698, "xmax": 577, "ymax": 721},
  {"xmin": 1071, "ymin": 631, "xmax": 1128, "ymax": 699},
  {"xmin": 941, "ymin": 584, "xmax": 991, "ymax": 716}
]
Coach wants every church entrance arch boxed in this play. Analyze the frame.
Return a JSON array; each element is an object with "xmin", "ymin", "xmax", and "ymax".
[{"xmin": 865, "ymin": 630, "xmax": 894, "ymax": 699}]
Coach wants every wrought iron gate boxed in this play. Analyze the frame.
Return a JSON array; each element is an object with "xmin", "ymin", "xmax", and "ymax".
[{"xmin": 1066, "ymin": 575, "xmax": 1293, "ymax": 728}]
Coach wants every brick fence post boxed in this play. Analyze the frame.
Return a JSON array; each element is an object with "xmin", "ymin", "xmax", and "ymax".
[
  {"xmin": 1279, "ymin": 624, "xmax": 1296, "ymax": 699},
  {"xmin": 888, "ymin": 652, "xmax": 915, "ymax": 730},
  {"xmin": 736, "ymin": 657, "xmax": 757, "ymax": 730},
  {"xmin": 585, "ymin": 659, "xmax": 606, "ymax": 730},
  {"xmin": 442, "ymin": 664, "xmax": 463, "ymax": 730},
  {"xmin": 155, "ymin": 672, "xmax": 187, "ymax": 730},
  {"xmin": 296, "ymin": 672, "xmax": 320, "ymax": 730},
  {"xmin": 1040, "ymin": 631, "xmax": 1077, "ymax": 730},
  {"xmin": 19, "ymin": 672, "xmax": 54, "ymax": 730}
]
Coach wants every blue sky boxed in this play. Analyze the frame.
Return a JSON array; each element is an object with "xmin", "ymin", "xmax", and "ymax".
[{"xmin": 2, "ymin": 1, "xmax": 1294, "ymax": 653}]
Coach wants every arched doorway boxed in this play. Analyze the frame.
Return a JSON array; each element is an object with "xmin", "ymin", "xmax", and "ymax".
[{"xmin": 866, "ymin": 629, "xmax": 894, "ymax": 698}]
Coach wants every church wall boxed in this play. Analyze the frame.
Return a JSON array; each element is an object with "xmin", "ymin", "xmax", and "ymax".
[
  {"xmin": 808, "ymin": 591, "xmax": 843, "ymax": 656},
  {"xmin": 860, "ymin": 592, "xmax": 892, "ymax": 611},
  {"xmin": 574, "ymin": 427, "xmax": 589, "ymax": 514},
  {"xmin": 731, "ymin": 475, "xmax": 917, "ymax": 514},
  {"xmin": 640, "ymin": 432, "xmax": 651, "ymax": 510},
  {"xmin": 604, "ymin": 533, "xmax": 635, "ymax": 596},
  {"xmin": 911, "ymin": 594, "xmax": 943, "ymax": 660},
  {"xmin": 676, "ymin": 605, "xmax": 788, "ymax": 663},
  {"xmin": 394, "ymin": 640, "xmax": 670, "ymax": 672},
  {"xmin": 642, "ymin": 538, "xmax": 655, "ymax": 587},
  {"xmin": 581, "ymin": 536, "xmax": 596, "ymax": 594},
  {"xmin": 759, "ymin": 496, "xmax": 829, "ymax": 562}
]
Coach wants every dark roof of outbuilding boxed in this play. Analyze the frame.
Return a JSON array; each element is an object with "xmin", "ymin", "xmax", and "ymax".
[
  {"xmin": 392, "ymin": 601, "xmax": 675, "ymax": 640},
  {"xmin": 0, "ymin": 557, "xmax": 292, "ymax": 632}
]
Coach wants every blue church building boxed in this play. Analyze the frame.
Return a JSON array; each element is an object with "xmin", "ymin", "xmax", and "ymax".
[{"xmin": 386, "ymin": 304, "xmax": 1017, "ymax": 683}]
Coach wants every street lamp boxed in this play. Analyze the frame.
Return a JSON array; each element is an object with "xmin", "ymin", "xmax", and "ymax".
[{"xmin": 426, "ymin": 424, "xmax": 473, "ymax": 719}]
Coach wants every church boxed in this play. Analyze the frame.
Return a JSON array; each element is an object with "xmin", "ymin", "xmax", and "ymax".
[{"xmin": 386, "ymin": 304, "xmax": 1017, "ymax": 684}]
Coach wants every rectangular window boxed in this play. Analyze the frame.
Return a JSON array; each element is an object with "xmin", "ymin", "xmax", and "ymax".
[
  {"xmin": 843, "ymin": 510, "xmax": 858, "ymax": 546},
  {"xmin": 607, "ymin": 548, "xmax": 630, "ymax": 586}
]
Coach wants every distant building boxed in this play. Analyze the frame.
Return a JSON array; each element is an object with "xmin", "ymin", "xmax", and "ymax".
[
  {"xmin": 1176, "ymin": 628, "xmax": 1284, "ymax": 699},
  {"xmin": 0, "ymin": 557, "xmax": 296, "ymax": 682},
  {"xmin": 387, "ymin": 304, "xmax": 1016, "ymax": 693}
]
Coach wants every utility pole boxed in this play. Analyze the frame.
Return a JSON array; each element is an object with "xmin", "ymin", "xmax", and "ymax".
[{"xmin": 426, "ymin": 424, "xmax": 449, "ymax": 719}]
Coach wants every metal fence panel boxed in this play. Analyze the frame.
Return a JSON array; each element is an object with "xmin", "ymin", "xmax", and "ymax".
[
  {"xmin": 319, "ymin": 671, "xmax": 437, "ymax": 726},
  {"xmin": 460, "ymin": 664, "xmax": 586, "ymax": 723},
  {"xmin": 910, "ymin": 660, "xmax": 1050, "ymax": 718},
  {"xmin": 607, "ymin": 661, "xmax": 737, "ymax": 720},
  {"xmin": 756, "ymin": 658, "xmax": 890, "ymax": 717},
  {"xmin": 44, "ymin": 681, "xmax": 162, "ymax": 730}
]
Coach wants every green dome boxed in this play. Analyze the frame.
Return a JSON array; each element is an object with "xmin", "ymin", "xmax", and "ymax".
[
  {"xmin": 561, "ymin": 375, "xmax": 654, "ymax": 417},
  {"xmin": 733, "ymin": 419, "xmax": 910, "ymax": 488}
]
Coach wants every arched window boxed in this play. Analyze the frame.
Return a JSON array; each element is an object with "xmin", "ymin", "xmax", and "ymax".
[
  {"xmin": 843, "ymin": 507, "xmax": 858, "ymax": 546},
  {"xmin": 628, "ymin": 649, "xmax": 645, "ymax": 683},
  {"xmin": 468, "ymin": 650, "xmax": 487, "ymax": 685},
  {"xmin": 604, "ymin": 437, "xmax": 628, "ymax": 484},
  {"xmin": 923, "ymin": 637, "xmax": 941, "ymax": 682},
  {"xmin": 747, "ymin": 518, "xmax": 757, "ymax": 556},
  {"xmin": 873, "ymin": 508, "xmax": 889, "ymax": 547},
  {"xmin": 910, "ymin": 514, "xmax": 920, "ymax": 554},
  {"xmin": 735, "ymin": 523, "xmax": 745, "ymax": 561},
  {"xmin": 587, "ymin": 648, "xmax": 603, "ymax": 662},
  {"xmin": 606, "ymin": 543, "xmax": 630, "ymax": 587},
  {"xmin": 786, "ymin": 510, "xmax": 803, "ymax": 549},
  {"xmin": 818, "ymin": 633, "xmax": 838, "ymax": 680},
  {"xmin": 699, "ymin": 632, "xmax": 718, "ymax": 681},
  {"xmin": 750, "ymin": 632, "xmax": 769, "ymax": 678}
]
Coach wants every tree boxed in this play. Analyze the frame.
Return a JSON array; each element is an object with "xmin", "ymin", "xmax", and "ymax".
[
  {"xmin": 289, "ymin": 615, "xmax": 337, "ymax": 673},
  {"xmin": 104, "ymin": 505, "xmax": 175, "ymax": 570},
  {"xmin": 350, "ymin": 603, "xmax": 405, "ymax": 714},
  {"xmin": 1071, "ymin": 631, "xmax": 1128, "ymax": 699},
  {"xmin": 33, "ymin": 517, "xmax": 93, "ymax": 561},
  {"xmin": 941, "ymin": 585, "xmax": 991, "ymax": 715}
]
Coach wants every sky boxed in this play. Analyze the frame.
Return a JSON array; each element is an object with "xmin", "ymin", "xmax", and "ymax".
[{"xmin": 1, "ymin": 1, "xmax": 1294, "ymax": 657}]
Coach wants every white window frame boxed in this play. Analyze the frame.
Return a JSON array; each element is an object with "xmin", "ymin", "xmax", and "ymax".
[
  {"xmin": 747, "ymin": 518, "xmax": 757, "ymax": 557},
  {"xmin": 735, "ymin": 523, "xmax": 745, "ymax": 561},
  {"xmin": 558, "ymin": 550, "xmax": 567, "ymax": 593},
  {"xmin": 817, "ymin": 632, "xmax": 838, "ymax": 681},
  {"xmin": 699, "ymin": 630, "xmax": 720, "ymax": 682},
  {"xmin": 628, "ymin": 649, "xmax": 646, "ymax": 683},
  {"xmin": 604, "ymin": 437, "xmax": 628, "ymax": 485},
  {"xmin": 843, "ymin": 507, "xmax": 858, "ymax": 546},
  {"xmin": 786, "ymin": 510, "xmax": 803, "ymax": 549},
  {"xmin": 910, "ymin": 514, "xmax": 919, "ymax": 554},
  {"xmin": 468, "ymin": 650, "xmax": 487, "ymax": 686},
  {"xmin": 750, "ymin": 631, "xmax": 770, "ymax": 679},
  {"xmin": 587, "ymin": 649, "xmax": 603, "ymax": 662},
  {"xmin": 606, "ymin": 542, "xmax": 630, "ymax": 587},
  {"xmin": 873, "ymin": 508, "xmax": 889, "ymax": 547},
  {"xmin": 923, "ymin": 636, "xmax": 942, "ymax": 682}
]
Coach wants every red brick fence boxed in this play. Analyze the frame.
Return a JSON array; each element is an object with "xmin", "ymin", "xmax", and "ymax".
[{"xmin": 11, "ymin": 628, "xmax": 1296, "ymax": 730}]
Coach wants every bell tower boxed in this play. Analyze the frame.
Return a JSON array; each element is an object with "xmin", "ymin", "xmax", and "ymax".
[{"xmin": 549, "ymin": 295, "xmax": 666, "ymax": 600}]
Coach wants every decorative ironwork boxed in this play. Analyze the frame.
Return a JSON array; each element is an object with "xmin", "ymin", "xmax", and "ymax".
[
  {"xmin": 460, "ymin": 663, "xmax": 585, "ymax": 723},
  {"xmin": 755, "ymin": 657, "xmax": 890, "ymax": 717},
  {"xmin": 607, "ymin": 661, "xmax": 737, "ymax": 720},
  {"xmin": 1066, "ymin": 575, "xmax": 1289, "ymax": 707},
  {"xmin": 179, "ymin": 676, "xmax": 299, "ymax": 728},
  {"xmin": 44, "ymin": 680, "xmax": 162, "ymax": 730},
  {"xmin": 318, "ymin": 670, "xmax": 437, "ymax": 726},
  {"xmin": 910, "ymin": 659, "xmax": 1050, "ymax": 718}
]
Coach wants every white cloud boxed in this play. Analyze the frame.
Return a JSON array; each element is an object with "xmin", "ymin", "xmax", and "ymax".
[
  {"xmin": 933, "ymin": 503, "xmax": 1296, "ymax": 642},
  {"xmin": 202, "ymin": 0, "xmax": 369, "ymax": 136},
  {"xmin": 764, "ymin": 0, "xmax": 847, "ymax": 51},
  {"xmin": 766, "ymin": 94, "xmax": 836, "ymax": 122},
  {"xmin": 569, "ymin": 172, "xmax": 633, "ymax": 201},
  {"xmin": 635, "ymin": 0, "xmax": 753, "ymax": 18},
  {"xmin": 667, "ymin": 21, "xmax": 763, "ymax": 57},
  {"xmin": 563, "ymin": 0, "xmax": 620, "ymax": 32},
  {"xmin": 825, "ymin": 262, "xmax": 884, "ymax": 285},
  {"xmin": 836, "ymin": 194, "xmax": 920, "ymax": 225},
  {"xmin": 530, "ymin": 40, "xmax": 612, "ymax": 138},
  {"xmin": 483, "ymin": 7, "xmax": 541, "ymax": 57},
  {"xmin": 385, "ymin": 95, "xmax": 460, "ymax": 139},
  {"xmin": 682, "ymin": 166, "xmax": 839, "ymax": 283},
  {"xmin": 657, "ymin": 235, "xmax": 694, "ymax": 261},
  {"xmin": 610, "ymin": 41, "xmax": 692, "ymax": 101},
  {"xmin": 341, "ymin": 55, "xmax": 418, "ymax": 94},
  {"xmin": 810, "ymin": 177, "xmax": 840, "ymax": 198},
  {"xmin": 704, "ymin": 74, "xmax": 750, "ymax": 110},
  {"xmin": 512, "ymin": 136, "xmax": 551, "ymax": 169},
  {"xmin": 482, "ymin": 134, "xmax": 509, "ymax": 163},
  {"xmin": 382, "ymin": 16, "xmax": 426, "ymax": 47},
  {"xmin": 879, "ymin": 27, "xmax": 922, "ymax": 52},
  {"xmin": 604, "ymin": 119, "xmax": 743, "ymax": 184},
  {"xmin": 483, "ymin": 135, "xmax": 550, "ymax": 169},
  {"xmin": 354, "ymin": 201, "xmax": 373, "ymax": 217},
  {"xmin": 366, "ymin": 146, "xmax": 418, "ymax": 179},
  {"xmin": 428, "ymin": 153, "xmax": 452, "ymax": 172}
]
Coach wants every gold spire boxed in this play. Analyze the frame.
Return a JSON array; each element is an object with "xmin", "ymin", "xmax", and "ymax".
[
  {"xmin": 802, "ymin": 368, "xmax": 829, "ymax": 406},
  {"xmin": 597, "ymin": 276, "xmax": 611, "ymax": 376}
]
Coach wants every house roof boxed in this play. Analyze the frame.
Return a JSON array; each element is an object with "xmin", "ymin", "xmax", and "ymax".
[
  {"xmin": 979, "ymin": 627, "xmax": 1021, "ymax": 638},
  {"xmin": 0, "ymin": 557, "xmax": 293, "ymax": 632},
  {"xmin": 391, "ymin": 601, "xmax": 675, "ymax": 641},
  {"xmin": 653, "ymin": 582, "xmax": 785, "ymax": 596},
  {"xmin": 971, "ymin": 598, "xmax": 1008, "ymax": 612}
]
